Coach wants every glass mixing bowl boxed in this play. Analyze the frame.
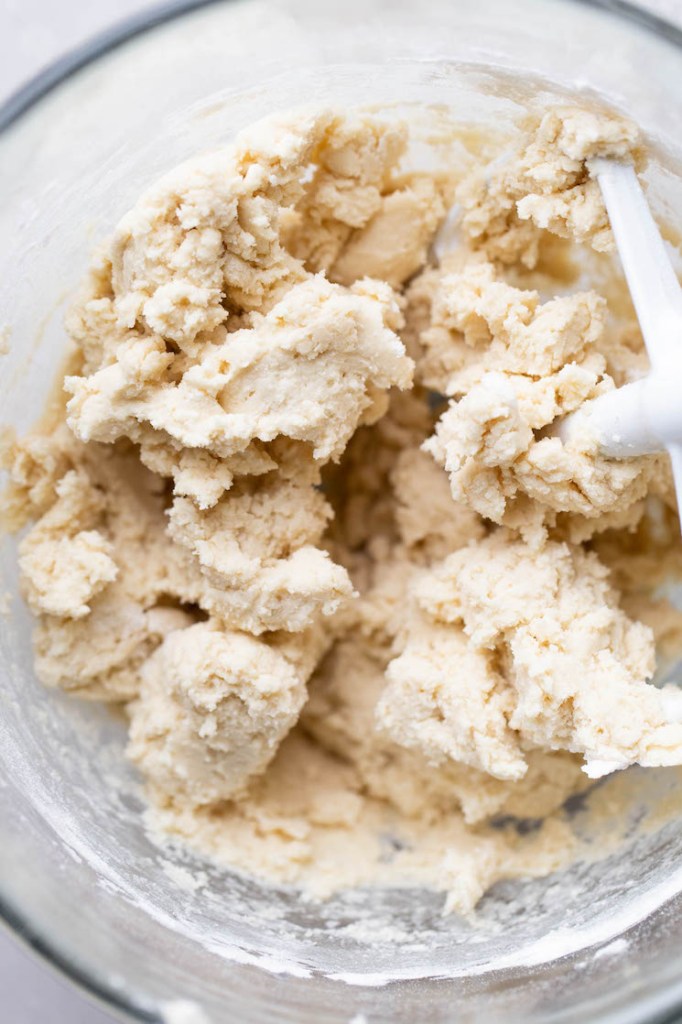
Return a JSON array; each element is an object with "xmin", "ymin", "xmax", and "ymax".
[{"xmin": 2, "ymin": 1, "xmax": 682, "ymax": 1021}]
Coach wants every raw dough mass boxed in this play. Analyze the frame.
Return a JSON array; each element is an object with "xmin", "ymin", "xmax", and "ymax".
[{"xmin": 4, "ymin": 104, "xmax": 682, "ymax": 914}]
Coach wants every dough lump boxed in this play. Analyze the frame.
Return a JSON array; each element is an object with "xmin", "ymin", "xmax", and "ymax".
[
  {"xmin": 64, "ymin": 110, "xmax": 415, "ymax": 509},
  {"xmin": 457, "ymin": 106, "xmax": 641, "ymax": 267},
  {"xmin": 419, "ymin": 258, "xmax": 655, "ymax": 534},
  {"xmin": 128, "ymin": 622, "xmax": 325, "ymax": 805},
  {"xmin": 382, "ymin": 534, "xmax": 682, "ymax": 782}
]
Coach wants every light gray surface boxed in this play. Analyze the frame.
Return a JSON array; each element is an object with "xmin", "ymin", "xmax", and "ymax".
[
  {"xmin": 0, "ymin": 0, "xmax": 681, "ymax": 1022},
  {"xmin": 0, "ymin": 0, "xmax": 163, "ymax": 104},
  {"xmin": 0, "ymin": 922, "xmax": 118, "ymax": 1024}
]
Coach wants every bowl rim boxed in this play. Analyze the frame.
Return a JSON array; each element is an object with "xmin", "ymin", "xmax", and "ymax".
[{"xmin": 2, "ymin": 1, "xmax": 682, "ymax": 1021}]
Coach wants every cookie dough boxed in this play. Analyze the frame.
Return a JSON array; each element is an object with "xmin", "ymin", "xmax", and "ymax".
[
  {"xmin": 4, "ymin": 104, "xmax": 682, "ymax": 915},
  {"xmin": 382, "ymin": 534, "xmax": 682, "ymax": 782},
  {"xmin": 456, "ymin": 107, "xmax": 641, "ymax": 267},
  {"xmin": 418, "ymin": 258, "xmax": 654, "ymax": 535}
]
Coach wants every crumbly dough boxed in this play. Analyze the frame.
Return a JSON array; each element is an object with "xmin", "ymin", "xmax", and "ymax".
[
  {"xmin": 416, "ymin": 257, "xmax": 656, "ymax": 537},
  {"xmin": 382, "ymin": 534, "xmax": 682, "ymax": 782},
  {"xmin": 5, "ymin": 103, "xmax": 682, "ymax": 915},
  {"xmin": 64, "ymin": 110, "xmax": 415, "ymax": 509},
  {"xmin": 456, "ymin": 107, "xmax": 642, "ymax": 267},
  {"xmin": 166, "ymin": 474, "xmax": 354, "ymax": 634}
]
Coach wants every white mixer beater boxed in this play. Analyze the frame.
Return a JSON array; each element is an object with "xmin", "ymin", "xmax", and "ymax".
[{"xmin": 556, "ymin": 158, "xmax": 682, "ymax": 518}]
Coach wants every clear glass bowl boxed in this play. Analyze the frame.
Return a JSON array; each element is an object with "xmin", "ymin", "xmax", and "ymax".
[{"xmin": 2, "ymin": 1, "xmax": 682, "ymax": 1021}]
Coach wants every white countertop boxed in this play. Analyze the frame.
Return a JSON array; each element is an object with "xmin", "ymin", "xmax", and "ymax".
[{"xmin": 1, "ymin": 0, "xmax": 681, "ymax": 1020}]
